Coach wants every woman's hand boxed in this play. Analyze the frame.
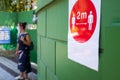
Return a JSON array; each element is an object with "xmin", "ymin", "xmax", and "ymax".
[
  {"xmin": 21, "ymin": 36, "xmax": 25, "ymax": 42},
  {"xmin": 15, "ymin": 50, "xmax": 18, "ymax": 56}
]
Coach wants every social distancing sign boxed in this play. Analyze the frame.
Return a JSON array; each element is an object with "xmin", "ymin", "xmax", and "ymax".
[{"xmin": 68, "ymin": 0, "xmax": 101, "ymax": 71}]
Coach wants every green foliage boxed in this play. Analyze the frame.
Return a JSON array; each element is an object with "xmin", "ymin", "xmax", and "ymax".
[
  {"xmin": 0, "ymin": 0, "xmax": 37, "ymax": 12},
  {"xmin": 2, "ymin": 44, "xmax": 16, "ymax": 50}
]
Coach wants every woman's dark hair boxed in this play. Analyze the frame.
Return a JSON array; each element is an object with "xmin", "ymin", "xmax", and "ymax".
[{"xmin": 19, "ymin": 22, "xmax": 27, "ymax": 30}]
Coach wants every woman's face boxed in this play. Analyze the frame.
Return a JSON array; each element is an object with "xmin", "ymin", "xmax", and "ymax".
[{"xmin": 18, "ymin": 24, "xmax": 23, "ymax": 31}]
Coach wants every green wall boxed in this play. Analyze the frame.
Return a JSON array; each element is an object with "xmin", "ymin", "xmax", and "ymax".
[
  {"xmin": 0, "ymin": 11, "xmax": 18, "ymax": 50},
  {"xmin": 100, "ymin": 0, "xmax": 120, "ymax": 80},
  {"xmin": 18, "ymin": 11, "xmax": 33, "ymax": 24},
  {"xmin": 37, "ymin": 0, "xmax": 120, "ymax": 80},
  {"xmin": 0, "ymin": 11, "xmax": 17, "ymax": 26}
]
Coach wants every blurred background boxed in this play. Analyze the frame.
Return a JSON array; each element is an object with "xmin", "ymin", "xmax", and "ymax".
[{"xmin": 0, "ymin": 0, "xmax": 37, "ymax": 12}]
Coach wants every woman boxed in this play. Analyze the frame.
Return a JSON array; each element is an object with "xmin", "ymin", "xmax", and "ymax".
[{"xmin": 15, "ymin": 22, "xmax": 31, "ymax": 80}]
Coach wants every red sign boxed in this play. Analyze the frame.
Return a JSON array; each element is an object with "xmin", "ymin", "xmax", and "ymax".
[{"xmin": 70, "ymin": 0, "xmax": 97, "ymax": 43}]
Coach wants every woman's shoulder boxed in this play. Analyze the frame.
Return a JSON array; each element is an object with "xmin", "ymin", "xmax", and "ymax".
[
  {"xmin": 20, "ymin": 32, "xmax": 29, "ymax": 36},
  {"xmin": 25, "ymin": 32, "xmax": 30, "ymax": 36},
  {"xmin": 24, "ymin": 32, "xmax": 29, "ymax": 35}
]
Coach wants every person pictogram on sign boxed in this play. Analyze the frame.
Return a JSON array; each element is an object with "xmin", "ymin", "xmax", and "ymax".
[
  {"xmin": 72, "ymin": 13, "xmax": 76, "ymax": 30},
  {"xmin": 88, "ymin": 11, "xmax": 93, "ymax": 30}
]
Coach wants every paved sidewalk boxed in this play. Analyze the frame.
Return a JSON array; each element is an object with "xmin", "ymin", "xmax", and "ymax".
[{"xmin": 0, "ymin": 56, "xmax": 37, "ymax": 80}]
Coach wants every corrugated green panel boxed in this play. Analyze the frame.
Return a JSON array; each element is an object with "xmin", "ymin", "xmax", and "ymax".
[
  {"xmin": 10, "ymin": 12, "xmax": 18, "ymax": 25},
  {"xmin": 56, "ymin": 42, "xmax": 99, "ymax": 80},
  {"xmin": 37, "ymin": 0, "xmax": 54, "ymax": 11},
  {"xmin": 103, "ymin": 26, "xmax": 120, "ymax": 80},
  {"xmin": 0, "ymin": 11, "xmax": 10, "ymax": 25},
  {"xmin": 41, "ymin": 37, "xmax": 55, "ymax": 73},
  {"xmin": 0, "ymin": 11, "xmax": 17, "ymax": 26},
  {"xmin": 47, "ymin": 0, "xmax": 68, "ymax": 41},
  {"xmin": 27, "ymin": 30, "xmax": 37, "ymax": 63},
  {"xmin": 37, "ymin": 10, "xmax": 46, "ymax": 36},
  {"xmin": 18, "ymin": 11, "xmax": 33, "ymax": 24},
  {"xmin": 47, "ymin": 69, "xmax": 58, "ymax": 80},
  {"xmin": 37, "ymin": 35, "xmax": 41, "ymax": 60},
  {"xmin": 39, "ymin": 60, "xmax": 47, "ymax": 80}
]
